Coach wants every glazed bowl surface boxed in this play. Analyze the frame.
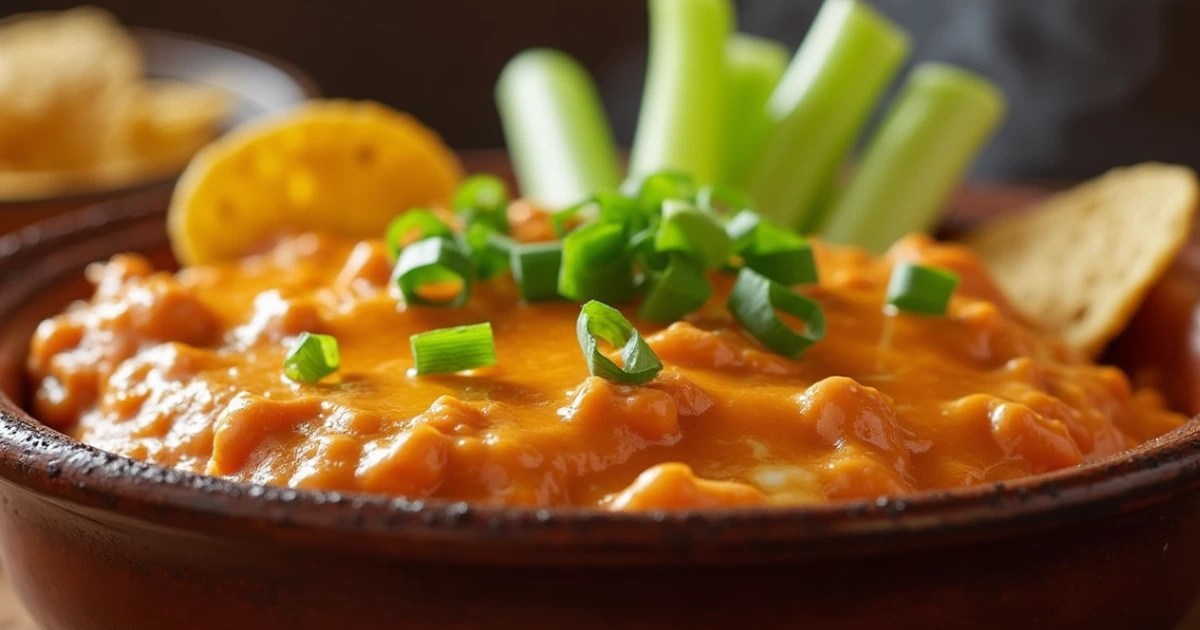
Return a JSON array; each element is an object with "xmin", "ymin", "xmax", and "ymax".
[
  {"xmin": 0, "ymin": 178, "xmax": 1199, "ymax": 629},
  {"xmin": 0, "ymin": 27, "xmax": 319, "ymax": 232}
]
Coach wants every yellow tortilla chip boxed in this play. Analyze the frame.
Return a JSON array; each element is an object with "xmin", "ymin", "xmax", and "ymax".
[
  {"xmin": 963, "ymin": 163, "xmax": 1199, "ymax": 356},
  {"xmin": 168, "ymin": 100, "xmax": 464, "ymax": 265}
]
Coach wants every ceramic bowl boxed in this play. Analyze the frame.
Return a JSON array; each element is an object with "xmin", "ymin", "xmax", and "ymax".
[
  {"xmin": 0, "ymin": 27, "xmax": 319, "ymax": 232},
  {"xmin": 0, "ymin": 181, "xmax": 1198, "ymax": 630}
]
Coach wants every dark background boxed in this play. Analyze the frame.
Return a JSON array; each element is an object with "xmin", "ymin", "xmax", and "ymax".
[{"xmin": 6, "ymin": 0, "xmax": 1200, "ymax": 181}]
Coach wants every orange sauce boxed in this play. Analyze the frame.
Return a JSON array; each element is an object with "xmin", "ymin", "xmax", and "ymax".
[{"xmin": 26, "ymin": 230, "xmax": 1185, "ymax": 509}]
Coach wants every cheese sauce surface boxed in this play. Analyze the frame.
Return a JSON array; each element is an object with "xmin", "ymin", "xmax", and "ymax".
[{"xmin": 26, "ymin": 231, "xmax": 1185, "ymax": 509}]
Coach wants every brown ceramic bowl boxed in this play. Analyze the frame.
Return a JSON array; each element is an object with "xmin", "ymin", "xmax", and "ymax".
[
  {"xmin": 0, "ymin": 27, "xmax": 320, "ymax": 233},
  {"xmin": 0, "ymin": 173, "xmax": 1199, "ymax": 629}
]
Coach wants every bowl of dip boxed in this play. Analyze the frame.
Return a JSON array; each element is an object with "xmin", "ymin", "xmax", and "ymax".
[{"xmin": 0, "ymin": 163, "xmax": 1198, "ymax": 628}]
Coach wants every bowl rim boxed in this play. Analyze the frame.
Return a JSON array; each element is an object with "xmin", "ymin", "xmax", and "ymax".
[
  {"xmin": 129, "ymin": 25, "xmax": 322, "ymax": 104},
  {"xmin": 0, "ymin": 26, "xmax": 321, "ymax": 208},
  {"xmin": 2, "ymin": 194, "xmax": 1199, "ymax": 564}
]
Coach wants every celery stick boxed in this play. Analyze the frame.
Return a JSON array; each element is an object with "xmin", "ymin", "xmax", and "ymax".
[
  {"xmin": 720, "ymin": 35, "xmax": 788, "ymax": 186},
  {"xmin": 744, "ymin": 0, "xmax": 909, "ymax": 230},
  {"xmin": 629, "ymin": 0, "xmax": 733, "ymax": 184},
  {"xmin": 819, "ymin": 63, "xmax": 1005, "ymax": 253},
  {"xmin": 495, "ymin": 49, "xmax": 622, "ymax": 209}
]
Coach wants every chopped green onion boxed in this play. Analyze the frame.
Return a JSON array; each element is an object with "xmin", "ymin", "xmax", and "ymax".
[
  {"xmin": 558, "ymin": 222, "xmax": 637, "ymax": 304},
  {"xmin": 719, "ymin": 35, "xmax": 789, "ymax": 185},
  {"xmin": 638, "ymin": 255, "xmax": 712, "ymax": 323},
  {"xmin": 744, "ymin": 0, "xmax": 910, "ymax": 230},
  {"xmin": 630, "ymin": 226, "xmax": 669, "ymax": 273},
  {"xmin": 724, "ymin": 209, "xmax": 763, "ymax": 251},
  {"xmin": 552, "ymin": 192, "xmax": 646, "ymax": 237},
  {"xmin": 696, "ymin": 183, "xmax": 755, "ymax": 216},
  {"xmin": 393, "ymin": 237, "xmax": 474, "ymax": 308},
  {"xmin": 576, "ymin": 301, "xmax": 663, "ymax": 384},
  {"xmin": 496, "ymin": 49, "xmax": 622, "ymax": 208},
  {"xmin": 655, "ymin": 200, "xmax": 732, "ymax": 269},
  {"xmin": 453, "ymin": 175, "xmax": 510, "ymax": 233},
  {"xmin": 628, "ymin": 170, "xmax": 698, "ymax": 214},
  {"xmin": 454, "ymin": 174, "xmax": 508, "ymax": 214},
  {"xmin": 728, "ymin": 267, "xmax": 825, "ymax": 358},
  {"xmin": 385, "ymin": 209, "xmax": 454, "ymax": 261},
  {"xmin": 725, "ymin": 211, "xmax": 818, "ymax": 284},
  {"xmin": 550, "ymin": 197, "xmax": 595, "ymax": 237},
  {"xmin": 457, "ymin": 210, "xmax": 508, "ymax": 238},
  {"xmin": 629, "ymin": 0, "xmax": 733, "ymax": 184},
  {"xmin": 410, "ymin": 323, "xmax": 497, "ymax": 375},
  {"xmin": 819, "ymin": 63, "xmax": 1006, "ymax": 252},
  {"xmin": 742, "ymin": 222, "xmax": 818, "ymax": 286},
  {"xmin": 886, "ymin": 262, "xmax": 959, "ymax": 315},
  {"xmin": 284, "ymin": 332, "xmax": 340, "ymax": 383},
  {"xmin": 511, "ymin": 241, "xmax": 564, "ymax": 302},
  {"xmin": 460, "ymin": 222, "xmax": 514, "ymax": 279},
  {"xmin": 596, "ymin": 192, "xmax": 649, "ymax": 234}
]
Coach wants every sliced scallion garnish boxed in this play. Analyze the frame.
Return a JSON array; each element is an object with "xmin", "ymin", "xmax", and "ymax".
[
  {"xmin": 742, "ymin": 222, "xmax": 817, "ymax": 286},
  {"xmin": 551, "ymin": 191, "xmax": 645, "ymax": 238},
  {"xmin": 393, "ymin": 237, "xmax": 474, "ymax": 308},
  {"xmin": 576, "ymin": 300, "xmax": 663, "ymax": 384},
  {"xmin": 460, "ymin": 222, "xmax": 515, "ymax": 280},
  {"xmin": 410, "ymin": 323, "xmax": 497, "ymax": 375},
  {"xmin": 630, "ymin": 170, "xmax": 698, "ymax": 214},
  {"xmin": 637, "ymin": 255, "xmax": 712, "ymax": 323},
  {"xmin": 454, "ymin": 174, "xmax": 510, "ymax": 233},
  {"xmin": 558, "ymin": 222, "xmax": 637, "ymax": 304},
  {"xmin": 696, "ymin": 183, "xmax": 754, "ymax": 217},
  {"xmin": 728, "ymin": 267, "xmax": 825, "ymax": 358},
  {"xmin": 551, "ymin": 197, "xmax": 595, "ymax": 237},
  {"xmin": 385, "ymin": 209, "xmax": 454, "ymax": 261},
  {"xmin": 886, "ymin": 262, "xmax": 959, "ymax": 315},
  {"xmin": 596, "ymin": 191, "xmax": 649, "ymax": 234},
  {"xmin": 454, "ymin": 174, "xmax": 508, "ymax": 213},
  {"xmin": 725, "ymin": 209, "xmax": 763, "ymax": 251},
  {"xmin": 284, "ymin": 332, "xmax": 340, "ymax": 383},
  {"xmin": 630, "ymin": 226, "xmax": 669, "ymax": 273},
  {"xmin": 655, "ymin": 200, "xmax": 732, "ymax": 269},
  {"xmin": 511, "ymin": 241, "xmax": 564, "ymax": 303},
  {"xmin": 725, "ymin": 211, "xmax": 818, "ymax": 286}
]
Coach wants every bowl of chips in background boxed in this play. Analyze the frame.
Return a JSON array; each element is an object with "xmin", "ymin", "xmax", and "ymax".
[{"xmin": 0, "ymin": 7, "xmax": 319, "ymax": 232}]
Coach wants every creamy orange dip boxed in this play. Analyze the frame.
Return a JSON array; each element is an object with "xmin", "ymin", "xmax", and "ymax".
[{"xmin": 26, "ymin": 231, "xmax": 1184, "ymax": 510}]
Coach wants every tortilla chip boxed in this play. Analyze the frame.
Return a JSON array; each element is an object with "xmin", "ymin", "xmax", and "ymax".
[
  {"xmin": 963, "ymin": 163, "xmax": 1199, "ymax": 357},
  {"xmin": 167, "ymin": 100, "xmax": 464, "ymax": 265}
]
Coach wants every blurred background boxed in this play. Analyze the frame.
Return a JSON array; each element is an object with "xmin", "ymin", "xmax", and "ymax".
[{"xmin": 6, "ymin": 0, "xmax": 1199, "ymax": 181}]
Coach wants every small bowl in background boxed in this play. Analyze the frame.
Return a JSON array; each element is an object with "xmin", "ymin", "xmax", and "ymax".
[{"xmin": 0, "ymin": 27, "xmax": 319, "ymax": 233}]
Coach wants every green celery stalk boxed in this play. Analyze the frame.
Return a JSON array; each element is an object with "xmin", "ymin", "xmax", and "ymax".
[
  {"xmin": 819, "ymin": 63, "xmax": 1006, "ymax": 253},
  {"xmin": 744, "ymin": 0, "xmax": 909, "ymax": 230},
  {"xmin": 629, "ymin": 0, "xmax": 733, "ymax": 184},
  {"xmin": 495, "ymin": 49, "xmax": 622, "ymax": 209},
  {"xmin": 720, "ymin": 34, "xmax": 789, "ymax": 186}
]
